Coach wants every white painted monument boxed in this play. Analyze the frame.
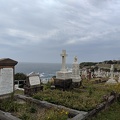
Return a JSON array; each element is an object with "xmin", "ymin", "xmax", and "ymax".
[
  {"xmin": 0, "ymin": 68, "xmax": 13, "ymax": 95},
  {"xmin": 72, "ymin": 56, "xmax": 81, "ymax": 83},
  {"xmin": 0, "ymin": 58, "xmax": 18, "ymax": 96},
  {"xmin": 56, "ymin": 50, "xmax": 72, "ymax": 79},
  {"xmin": 106, "ymin": 64, "xmax": 117, "ymax": 84}
]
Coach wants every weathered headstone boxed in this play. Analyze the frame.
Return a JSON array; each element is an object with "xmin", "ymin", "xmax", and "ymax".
[
  {"xmin": 106, "ymin": 64, "xmax": 117, "ymax": 84},
  {"xmin": 72, "ymin": 56, "xmax": 81, "ymax": 87},
  {"xmin": 24, "ymin": 72, "xmax": 43, "ymax": 95},
  {"xmin": 0, "ymin": 58, "xmax": 18, "ymax": 96}
]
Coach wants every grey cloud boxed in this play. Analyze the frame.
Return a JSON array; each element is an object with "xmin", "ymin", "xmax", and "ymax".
[{"xmin": 0, "ymin": 0, "xmax": 120, "ymax": 62}]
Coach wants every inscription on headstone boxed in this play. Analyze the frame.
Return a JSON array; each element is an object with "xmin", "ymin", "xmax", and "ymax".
[
  {"xmin": 29, "ymin": 75, "xmax": 40, "ymax": 86},
  {"xmin": 0, "ymin": 68, "xmax": 13, "ymax": 95}
]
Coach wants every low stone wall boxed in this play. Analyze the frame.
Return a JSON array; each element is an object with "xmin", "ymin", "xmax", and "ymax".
[
  {"xmin": 0, "ymin": 110, "xmax": 21, "ymax": 120},
  {"xmin": 16, "ymin": 94, "xmax": 87, "ymax": 118},
  {"xmin": 0, "ymin": 93, "xmax": 118, "ymax": 120}
]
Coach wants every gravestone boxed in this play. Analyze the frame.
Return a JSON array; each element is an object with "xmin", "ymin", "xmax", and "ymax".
[
  {"xmin": 118, "ymin": 74, "xmax": 120, "ymax": 83},
  {"xmin": 56, "ymin": 50, "xmax": 72, "ymax": 79},
  {"xmin": 106, "ymin": 64, "xmax": 117, "ymax": 84},
  {"xmin": 0, "ymin": 58, "xmax": 18, "ymax": 96},
  {"xmin": 24, "ymin": 72, "xmax": 43, "ymax": 96},
  {"xmin": 72, "ymin": 56, "xmax": 81, "ymax": 87},
  {"xmin": 55, "ymin": 50, "xmax": 72, "ymax": 90},
  {"xmin": 97, "ymin": 68, "xmax": 102, "ymax": 78}
]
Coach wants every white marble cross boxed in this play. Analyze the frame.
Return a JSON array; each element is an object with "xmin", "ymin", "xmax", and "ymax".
[{"xmin": 61, "ymin": 50, "xmax": 67, "ymax": 71}]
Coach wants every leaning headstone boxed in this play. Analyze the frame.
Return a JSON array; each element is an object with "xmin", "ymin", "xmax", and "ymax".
[
  {"xmin": 72, "ymin": 56, "xmax": 81, "ymax": 87},
  {"xmin": 55, "ymin": 50, "xmax": 72, "ymax": 90},
  {"xmin": 106, "ymin": 64, "xmax": 117, "ymax": 84},
  {"xmin": 0, "ymin": 58, "xmax": 18, "ymax": 96},
  {"xmin": 24, "ymin": 72, "xmax": 43, "ymax": 96}
]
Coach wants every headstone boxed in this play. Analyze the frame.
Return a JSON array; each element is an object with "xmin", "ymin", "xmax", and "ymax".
[
  {"xmin": 106, "ymin": 64, "xmax": 117, "ymax": 84},
  {"xmin": 0, "ymin": 58, "xmax": 18, "ymax": 96},
  {"xmin": 27, "ymin": 72, "xmax": 41, "ymax": 86},
  {"xmin": 72, "ymin": 56, "xmax": 81, "ymax": 87},
  {"xmin": 55, "ymin": 50, "xmax": 72, "ymax": 90},
  {"xmin": 56, "ymin": 50, "xmax": 72, "ymax": 80},
  {"xmin": 24, "ymin": 72, "xmax": 43, "ymax": 96}
]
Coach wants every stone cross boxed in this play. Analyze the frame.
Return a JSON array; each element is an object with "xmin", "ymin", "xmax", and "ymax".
[{"xmin": 61, "ymin": 50, "xmax": 67, "ymax": 71}]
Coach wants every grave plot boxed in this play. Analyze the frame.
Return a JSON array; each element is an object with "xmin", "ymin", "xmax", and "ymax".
[{"xmin": 0, "ymin": 95, "xmax": 71, "ymax": 120}]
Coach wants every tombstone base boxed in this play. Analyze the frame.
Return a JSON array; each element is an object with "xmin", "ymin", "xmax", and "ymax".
[
  {"xmin": 24, "ymin": 85, "xmax": 43, "ymax": 96},
  {"xmin": 54, "ymin": 78, "xmax": 72, "ymax": 90},
  {"xmin": 106, "ymin": 79, "xmax": 117, "ymax": 84}
]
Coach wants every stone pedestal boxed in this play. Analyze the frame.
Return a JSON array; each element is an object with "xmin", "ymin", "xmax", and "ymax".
[{"xmin": 56, "ymin": 71, "xmax": 72, "ymax": 80}]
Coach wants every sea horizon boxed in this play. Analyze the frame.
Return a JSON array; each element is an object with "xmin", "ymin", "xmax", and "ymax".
[{"xmin": 15, "ymin": 62, "xmax": 72, "ymax": 80}]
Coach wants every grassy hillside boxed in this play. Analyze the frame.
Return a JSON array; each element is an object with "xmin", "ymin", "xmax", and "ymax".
[{"xmin": 80, "ymin": 60, "xmax": 120, "ymax": 71}]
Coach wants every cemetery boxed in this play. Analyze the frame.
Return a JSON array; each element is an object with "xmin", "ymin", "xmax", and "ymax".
[{"xmin": 1, "ymin": 53, "xmax": 120, "ymax": 120}]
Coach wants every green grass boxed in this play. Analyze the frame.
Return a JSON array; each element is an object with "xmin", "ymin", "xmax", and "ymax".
[
  {"xmin": 0, "ymin": 97, "xmax": 69, "ymax": 120},
  {"xmin": 33, "ymin": 80, "xmax": 116, "ymax": 111},
  {"xmin": 91, "ymin": 101, "xmax": 120, "ymax": 120},
  {"xmin": 14, "ymin": 90, "xmax": 24, "ymax": 95}
]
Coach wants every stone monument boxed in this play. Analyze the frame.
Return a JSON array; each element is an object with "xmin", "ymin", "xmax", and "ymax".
[
  {"xmin": 56, "ymin": 50, "xmax": 72, "ymax": 79},
  {"xmin": 72, "ymin": 56, "xmax": 81, "ymax": 87},
  {"xmin": 106, "ymin": 64, "xmax": 117, "ymax": 84},
  {"xmin": 24, "ymin": 72, "xmax": 43, "ymax": 96},
  {"xmin": 55, "ymin": 50, "xmax": 72, "ymax": 89},
  {"xmin": 0, "ymin": 58, "xmax": 18, "ymax": 96}
]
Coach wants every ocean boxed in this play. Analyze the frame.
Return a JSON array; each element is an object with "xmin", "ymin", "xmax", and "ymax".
[{"xmin": 15, "ymin": 62, "xmax": 72, "ymax": 80}]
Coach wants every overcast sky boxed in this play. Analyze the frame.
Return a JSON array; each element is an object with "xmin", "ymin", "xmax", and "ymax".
[{"xmin": 0, "ymin": 0, "xmax": 120, "ymax": 63}]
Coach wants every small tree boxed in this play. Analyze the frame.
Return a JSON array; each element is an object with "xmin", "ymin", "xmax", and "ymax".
[{"xmin": 14, "ymin": 73, "xmax": 27, "ymax": 80}]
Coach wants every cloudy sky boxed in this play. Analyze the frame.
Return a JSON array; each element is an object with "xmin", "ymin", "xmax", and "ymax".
[{"xmin": 0, "ymin": 0, "xmax": 120, "ymax": 63}]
